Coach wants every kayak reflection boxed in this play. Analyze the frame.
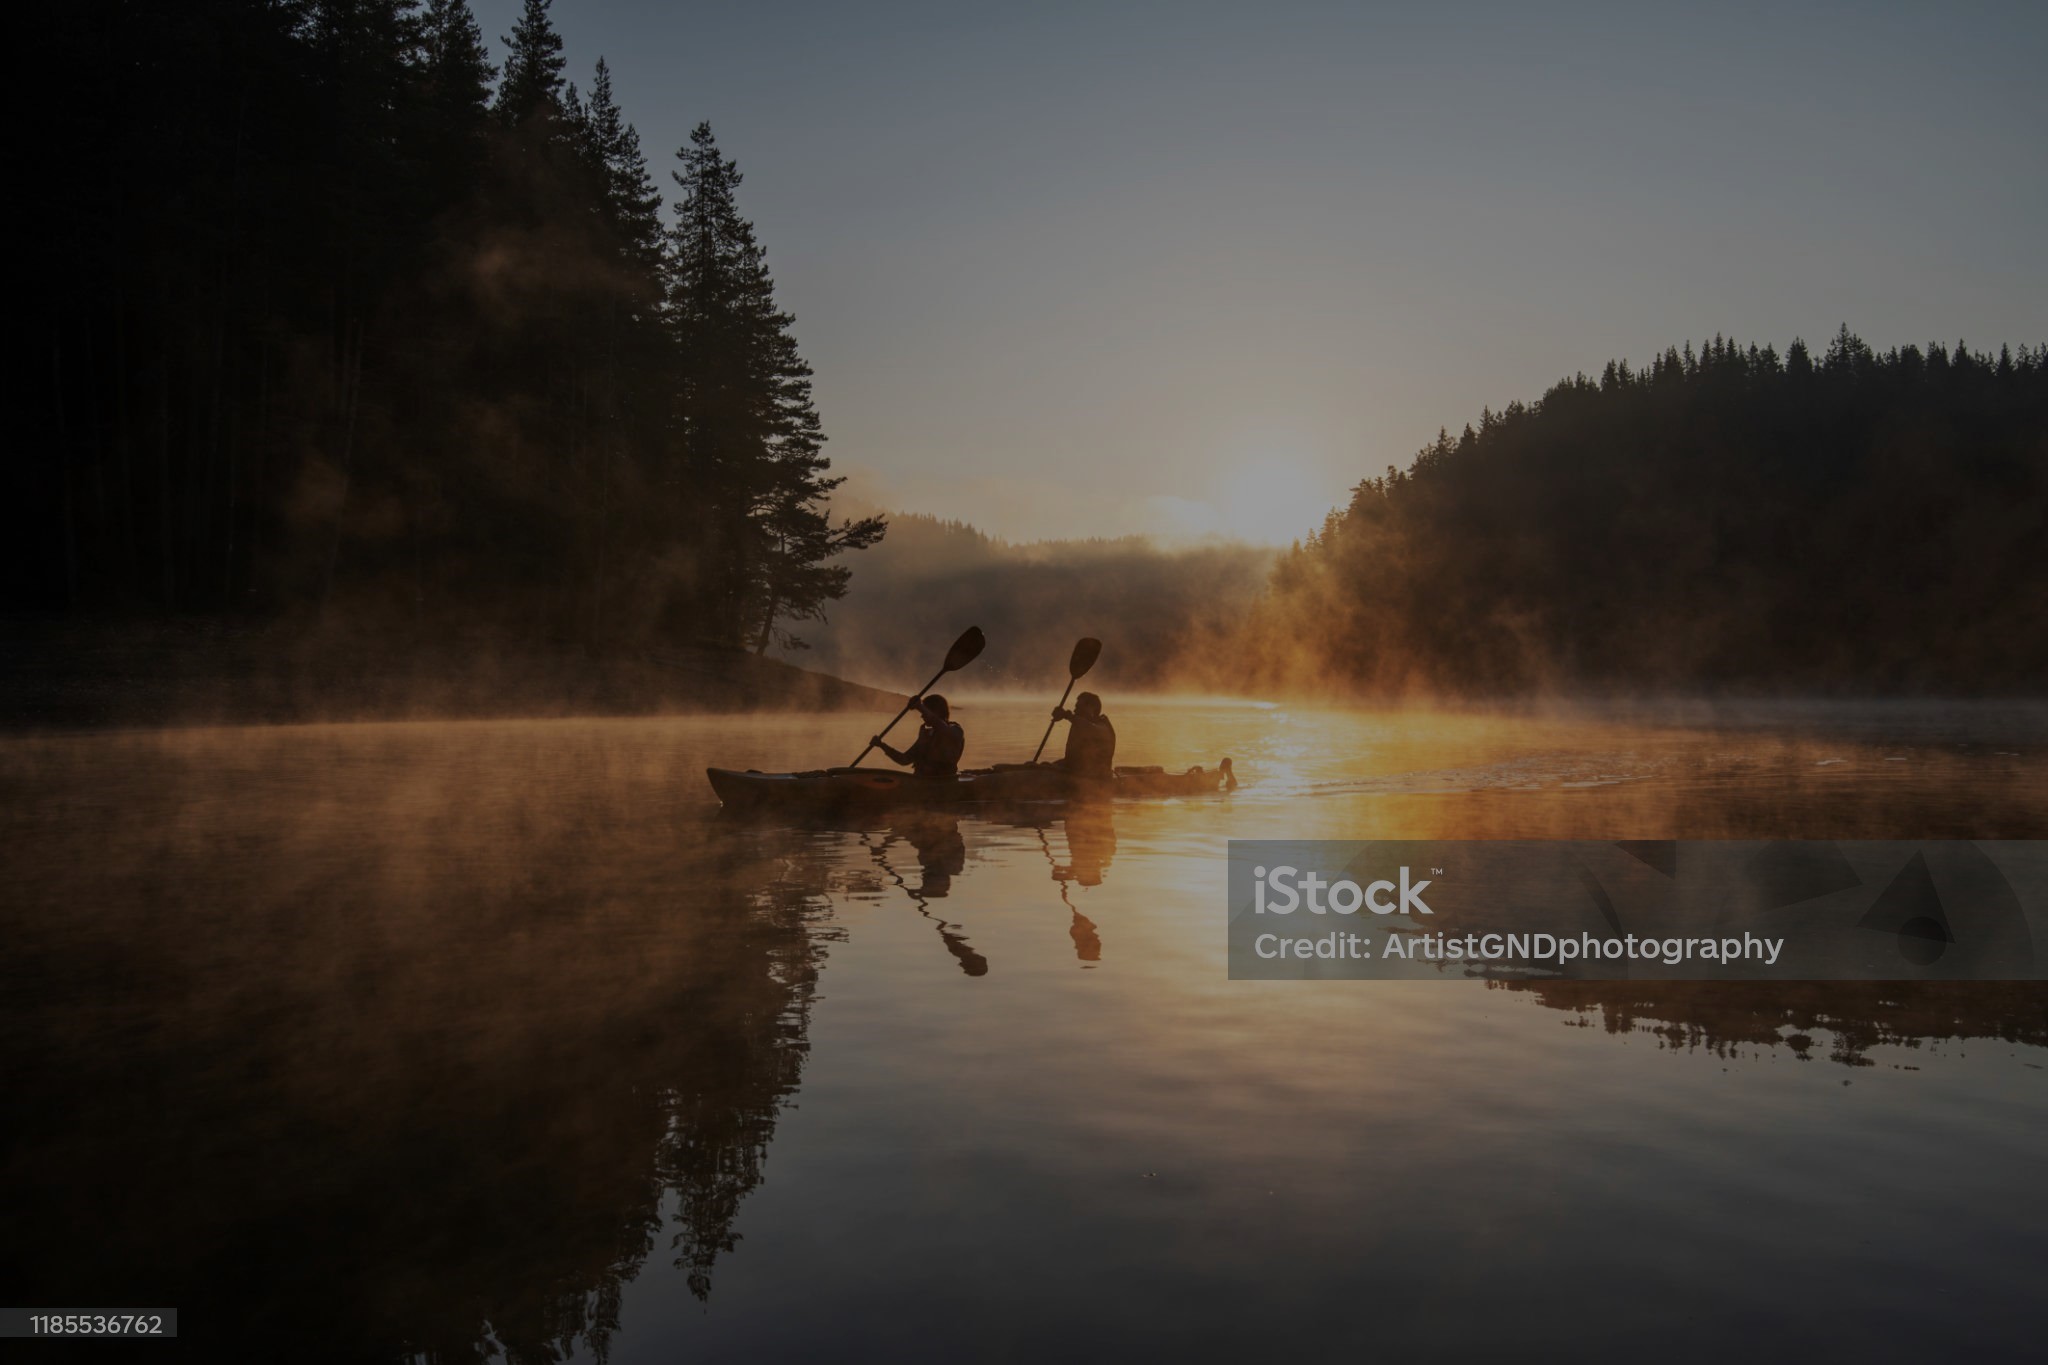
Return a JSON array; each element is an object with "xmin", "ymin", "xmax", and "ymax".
[
  {"xmin": 863, "ymin": 802, "xmax": 1124, "ymax": 975},
  {"xmin": 740, "ymin": 800, "xmax": 1131, "ymax": 975}
]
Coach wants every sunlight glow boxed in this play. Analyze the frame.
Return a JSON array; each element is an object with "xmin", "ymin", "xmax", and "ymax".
[{"xmin": 1143, "ymin": 462, "xmax": 1336, "ymax": 545}]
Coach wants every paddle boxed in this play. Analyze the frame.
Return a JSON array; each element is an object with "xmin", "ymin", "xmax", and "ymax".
[
  {"xmin": 1030, "ymin": 637, "xmax": 1103, "ymax": 763},
  {"xmin": 849, "ymin": 626, "xmax": 986, "ymax": 768}
]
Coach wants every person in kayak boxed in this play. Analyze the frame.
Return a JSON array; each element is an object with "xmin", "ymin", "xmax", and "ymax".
[
  {"xmin": 873, "ymin": 694, "xmax": 966, "ymax": 777},
  {"xmin": 1050, "ymin": 691, "xmax": 1116, "ymax": 779}
]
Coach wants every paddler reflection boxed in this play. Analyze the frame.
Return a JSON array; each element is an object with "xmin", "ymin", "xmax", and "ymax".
[
  {"xmin": 1042, "ymin": 801, "xmax": 1118, "ymax": 965},
  {"xmin": 1057, "ymin": 803, "xmax": 1118, "ymax": 886},
  {"xmin": 862, "ymin": 813, "xmax": 987, "ymax": 977}
]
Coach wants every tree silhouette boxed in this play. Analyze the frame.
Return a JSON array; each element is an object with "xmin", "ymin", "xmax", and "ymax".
[
  {"xmin": 11, "ymin": 0, "xmax": 884, "ymax": 662},
  {"xmin": 1209, "ymin": 330, "xmax": 2048, "ymax": 696},
  {"xmin": 422, "ymin": 0, "xmax": 495, "ymax": 122},
  {"xmin": 494, "ymin": 0, "xmax": 566, "ymax": 125},
  {"xmin": 666, "ymin": 123, "xmax": 885, "ymax": 650}
]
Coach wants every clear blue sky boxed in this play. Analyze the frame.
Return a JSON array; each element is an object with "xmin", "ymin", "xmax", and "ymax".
[{"xmin": 477, "ymin": 0, "xmax": 2046, "ymax": 542}]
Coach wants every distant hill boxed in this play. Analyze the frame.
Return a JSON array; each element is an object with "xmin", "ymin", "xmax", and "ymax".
[{"xmin": 776, "ymin": 514, "xmax": 1274, "ymax": 693}]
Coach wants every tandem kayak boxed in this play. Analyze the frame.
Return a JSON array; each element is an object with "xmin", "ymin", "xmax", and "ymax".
[{"xmin": 707, "ymin": 757, "xmax": 1233, "ymax": 812}]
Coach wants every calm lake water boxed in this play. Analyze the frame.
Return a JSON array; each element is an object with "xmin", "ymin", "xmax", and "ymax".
[{"xmin": 3, "ymin": 700, "xmax": 2045, "ymax": 1362}]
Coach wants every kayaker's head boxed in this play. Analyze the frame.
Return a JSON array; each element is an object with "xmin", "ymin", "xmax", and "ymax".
[
  {"xmin": 919, "ymin": 693, "xmax": 951, "ymax": 722},
  {"xmin": 1074, "ymin": 692, "xmax": 1102, "ymax": 720}
]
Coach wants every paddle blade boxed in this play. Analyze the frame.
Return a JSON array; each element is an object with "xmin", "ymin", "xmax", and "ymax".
[
  {"xmin": 942, "ymin": 626, "xmax": 987, "ymax": 674},
  {"xmin": 1069, "ymin": 637, "xmax": 1103, "ymax": 679}
]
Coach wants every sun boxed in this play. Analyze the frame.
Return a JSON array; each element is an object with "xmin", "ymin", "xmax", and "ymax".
[
  {"xmin": 1214, "ymin": 462, "xmax": 1335, "ymax": 544},
  {"xmin": 1139, "ymin": 458, "xmax": 1340, "ymax": 545}
]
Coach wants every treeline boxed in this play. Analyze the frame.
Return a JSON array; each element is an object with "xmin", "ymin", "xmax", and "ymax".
[
  {"xmin": 790, "ymin": 512, "xmax": 1273, "ymax": 692},
  {"xmin": 12, "ymin": 0, "xmax": 881, "ymax": 652},
  {"xmin": 1209, "ymin": 330, "xmax": 2048, "ymax": 695}
]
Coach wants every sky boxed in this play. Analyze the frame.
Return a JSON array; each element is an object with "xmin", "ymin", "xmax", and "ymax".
[{"xmin": 477, "ymin": 0, "xmax": 2046, "ymax": 544}]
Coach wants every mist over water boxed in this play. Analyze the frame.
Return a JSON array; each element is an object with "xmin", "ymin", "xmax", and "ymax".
[{"xmin": 3, "ymin": 700, "xmax": 2045, "ymax": 1361}]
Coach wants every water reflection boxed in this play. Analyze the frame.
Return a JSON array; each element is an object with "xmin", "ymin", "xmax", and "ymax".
[
  {"xmin": 860, "ymin": 814, "xmax": 986, "ymax": 976},
  {"xmin": 1495, "ymin": 978, "xmax": 2048, "ymax": 1067},
  {"xmin": 771, "ymin": 802, "xmax": 1129, "ymax": 976},
  {"xmin": 1055, "ymin": 804, "xmax": 1118, "ymax": 889},
  {"xmin": 2, "ymin": 706, "xmax": 2045, "ymax": 1361},
  {"xmin": 0, "ymin": 740, "xmax": 841, "ymax": 1362},
  {"xmin": 1043, "ymin": 804, "xmax": 1116, "ymax": 964}
]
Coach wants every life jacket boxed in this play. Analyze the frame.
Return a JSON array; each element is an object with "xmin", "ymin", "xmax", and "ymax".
[
  {"xmin": 1063, "ymin": 714, "xmax": 1117, "ymax": 779},
  {"xmin": 909, "ymin": 720, "xmax": 965, "ymax": 776}
]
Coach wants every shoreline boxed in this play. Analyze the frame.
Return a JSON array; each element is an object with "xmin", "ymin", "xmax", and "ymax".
[{"xmin": 0, "ymin": 619, "xmax": 906, "ymax": 733}]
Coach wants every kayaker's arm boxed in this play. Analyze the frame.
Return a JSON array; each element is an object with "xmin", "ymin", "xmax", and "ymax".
[{"xmin": 872, "ymin": 735, "xmax": 911, "ymax": 766}]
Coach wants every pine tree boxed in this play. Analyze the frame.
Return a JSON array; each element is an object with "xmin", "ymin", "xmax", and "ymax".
[
  {"xmin": 17, "ymin": 0, "xmax": 908, "ymax": 655},
  {"xmin": 421, "ymin": 0, "xmax": 494, "ymax": 122},
  {"xmin": 494, "ymin": 0, "xmax": 566, "ymax": 125},
  {"xmin": 559, "ymin": 58, "xmax": 673, "ymax": 645},
  {"xmin": 750, "ymin": 473, "xmax": 888, "ymax": 653},
  {"xmin": 665, "ymin": 122, "xmax": 884, "ymax": 648},
  {"xmin": 582, "ymin": 59, "xmax": 665, "ymax": 274},
  {"xmin": 1824, "ymin": 323, "xmax": 1873, "ymax": 374}
]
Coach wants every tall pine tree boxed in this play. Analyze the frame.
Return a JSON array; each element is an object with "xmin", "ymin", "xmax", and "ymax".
[
  {"xmin": 664, "ymin": 123, "xmax": 883, "ymax": 649},
  {"xmin": 559, "ymin": 57, "xmax": 674, "ymax": 644},
  {"xmin": 582, "ymin": 59, "xmax": 665, "ymax": 276},
  {"xmin": 421, "ymin": 0, "xmax": 494, "ymax": 123},
  {"xmin": 494, "ymin": 0, "xmax": 565, "ymax": 125}
]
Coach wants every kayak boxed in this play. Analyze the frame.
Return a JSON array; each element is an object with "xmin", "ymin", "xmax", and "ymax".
[{"xmin": 707, "ymin": 757, "xmax": 1234, "ymax": 812}]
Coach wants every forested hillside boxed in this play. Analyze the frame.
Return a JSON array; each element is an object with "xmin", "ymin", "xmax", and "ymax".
[
  {"xmin": 11, "ymin": 0, "xmax": 880, "ymax": 654},
  {"xmin": 783, "ymin": 514, "xmax": 1273, "ymax": 693},
  {"xmin": 1203, "ymin": 331, "xmax": 2048, "ymax": 696}
]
